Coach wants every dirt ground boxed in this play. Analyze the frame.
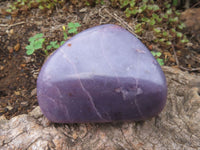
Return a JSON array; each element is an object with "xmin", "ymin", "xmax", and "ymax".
[{"xmin": 0, "ymin": 1, "xmax": 200, "ymax": 119}]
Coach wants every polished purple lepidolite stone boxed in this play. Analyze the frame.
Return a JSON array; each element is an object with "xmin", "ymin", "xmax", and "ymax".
[{"xmin": 37, "ymin": 24, "xmax": 167, "ymax": 123}]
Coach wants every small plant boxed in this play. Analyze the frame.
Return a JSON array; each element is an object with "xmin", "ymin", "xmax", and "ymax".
[
  {"xmin": 151, "ymin": 51, "xmax": 164, "ymax": 66},
  {"xmin": 6, "ymin": 0, "xmax": 65, "ymax": 15},
  {"xmin": 26, "ymin": 22, "xmax": 81, "ymax": 55},
  {"xmin": 26, "ymin": 33, "xmax": 45, "ymax": 55},
  {"xmin": 111, "ymin": 0, "xmax": 189, "ymax": 49},
  {"xmin": 60, "ymin": 23, "xmax": 81, "ymax": 45},
  {"xmin": 67, "ymin": 22, "xmax": 81, "ymax": 34},
  {"xmin": 62, "ymin": 25, "xmax": 68, "ymax": 40},
  {"xmin": 46, "ymin": 41, "xmax": 60, "ymax": 53}
]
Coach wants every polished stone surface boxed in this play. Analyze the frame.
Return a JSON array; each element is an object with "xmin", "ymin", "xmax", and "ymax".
[{"xmin": 37, "ymin": 24, "xmax": 167, "ymax": 123}]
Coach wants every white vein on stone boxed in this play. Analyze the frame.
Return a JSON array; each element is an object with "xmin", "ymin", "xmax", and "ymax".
[
  {"xmin": 42, "ymin": 94, "xmax": 70, "ymax": 121},
  {"xmin": 60, "ymin": 48, "xmax": 105, "ymax": 120},
  {"xmin": 78, "ymin": 79, "xmax": 104, "ymax": 120},
  {"xmin": 55, "ymin": 86, "xmax": 63, "ymax": 98},
  {"xmin": 134, "ymin": 79, "xmax": 144, "ymax": 119}
]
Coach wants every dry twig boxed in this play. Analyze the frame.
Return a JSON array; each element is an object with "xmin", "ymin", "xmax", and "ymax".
[
  {"xmin": 179, "ymin": 66, "xmax": 200, "ymax": 72},
  {"xmin": 100, "ymin": 7, "xmax": 141, "ymax": 39},
  {"xmin": 172, "ymin": 44, "xmax": 180, "ymax": 66},
  {"xmin": 0, "ymin": 21, "xmax": 25, "ymax": 29},
  {"xmin": 172, "ymin": 45, "xmax": 200, "ymax": 72}
]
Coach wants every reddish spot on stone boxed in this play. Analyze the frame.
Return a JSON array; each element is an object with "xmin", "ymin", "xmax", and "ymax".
[
  {"xmin": 136, "ymin": 49, "xmax": 145, "ymax": 53},
  {"xmin": 67, "ymin": 43, "xmax": 71, "ymax": 47},
  {"xmin": 68, "ymin": 93, "xmax": 73, "ymax": 96}
]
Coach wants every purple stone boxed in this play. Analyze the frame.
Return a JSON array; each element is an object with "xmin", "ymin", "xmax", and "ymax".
[{"xmin": 37, "ymin": 24, "xmax": 167, "ymax": 123}]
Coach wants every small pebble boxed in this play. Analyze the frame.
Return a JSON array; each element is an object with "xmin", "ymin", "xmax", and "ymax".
[
  {"xmin": 7, "ymin": 46, "xmax": 13, "ymax": 53},
  {"xmin": 79, "ymin": 8, "xmax": 87, "ymax": 13},
  {"xmin": 6, "ymin": 106, "xmax": 13, "ymax": 111},
  {"xmin": 0, "ymin": 66, "xmax": 4, "ymax": 71},
  {"xmin": 0, "ymin": 115, "xmax": 6, "ymax": 121},
  {"xmin": 21, "ymin": 101, "xmax": 28, "ymax": 106},
  {"xmin": 9, "ymin": 29, "xmax": 14, "ymax": 35},
  {"xmin": 23, "ymin": 56, "xmax": 31, "ymax": 63},
  {"xmin": 14, "ymin": 43, "xmax": 20, "ymax": 51},
  {"xmin": 20, "ymin": 64, "xmax": 26, "ymax": 68},
  {"xmin": 14, "ymin": 91, "xmax": 20, "ymax": 96},
  {"xmin": 31, "ymin": 88, "xmax": 37, "ymax": 97}
]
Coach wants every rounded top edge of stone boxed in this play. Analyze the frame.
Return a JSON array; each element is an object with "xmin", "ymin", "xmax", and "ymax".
[{"xmin": 67, "ymin": 24, "xmax": 128, "ymax": 41}]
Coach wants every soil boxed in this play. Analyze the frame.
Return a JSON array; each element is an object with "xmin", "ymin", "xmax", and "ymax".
[{"xmin": 0, "ymin": 1, "xmax": 200, "ymax": 119}]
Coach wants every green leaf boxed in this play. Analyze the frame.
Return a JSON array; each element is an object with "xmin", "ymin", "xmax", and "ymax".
[
  {"xmin": 54, "ymin": 44, "xmax": 60, "ymax": 48},
  {"xmin": 67, "ymin": 22, "xmax": 81, "ymax": 34},
  {"xmin": 44, "ymin": 50, "xmax": 48, "ymax": 55},
  {"xmin": 50, "ymin": 41, "xmax": 60, "ymax": 49},
  {"xmin": 120, "ymin": 1, "xmax": 129, "ymax": 8},
  {"xmin": 34, "ymin": 33, "xmax": 44, "ymax": 39},
  {"xmin": 147, "ymin": 5, "xmax": 153, "ymax": 10},
  {"xmin": 50, "ymin": 41, "xmax": 57, "ymax": 46},
  {"xmin": 154, "ymin": 28, "xmax": 161, "ymax": 33},
  {"xmin": 6, "ymin": 9, "xmax": 12, "ymax": 12},
  {"xmin": 180, "ymin": 39, "xmax": 189, "ymax": 43},
  {"xmin": 138, "ymin": 8, "xmax": 143, "ymax": 13},
  {"xmin": 143, "ymin": 0, "xmax": 148, "ymax": 3},
  {"xmin": 171, "ymin": 28, "xmax": 176, "ymax": 33},
  {"xmin": 163, "ymin": 31, "xmax": 168, "ymax": 36},
  {"xmin": 151, "ymin": 51, "xmax": 162, "ymax": 57},
  {"xmin": 25, "ymin": 45, "xmax": 34, "ymax": 50},
  {"xmin": 157, "ymin": 17, "xmax": 162, "ymax": 22},
  {"xmin": 178, "ymin": 23, "xmax": 186, "ymax": 30},
  {"xmin": 141, "ymin": 17, "xmax": 149, "ymax": 22},
  {"xmin": 28, "ymin": 37, "xmax": 35, "ymax": 42},
  {"xmin": 29, "ymin": 33, "xmax": 44, "ymax": 42},
  {"xmin": 149, "ymin": 18, "xmax": 156, "ymax": 25},
  {"xmin": 63, "ymin": 32, "xmax": 68, "ymax": 40},
  {"xmin": 166, "ymin": 9, "xmax": 172, "ymax": 15},
  {"xmin": 162, "ymin": 14, "xmax": 168, "ymax": 19},
  {"xmin": 176, "ymin": 32, "xmax": 183, "ymax": 37},
  {"xmin": 135, "ymin": 28, "xmax": 142, "ymax": 33},
  {"xmin": 166, "ymin": 41, "xmax": 172, "ymax": 45},
  {"xmin": 151, "ymin": 51, "xmax": 156, "ymax": 56},
  {"xmin": 156, "ymin": 52, "xmax": 162, "ymax": 57},
  {"xmin": 159, "ymin": 38, "xmax": 165, "ymax": 42},
  {"xmin": 47, "ymin": 45, "xmax": 52, "ymax": 50},
  {"xmin": 74, "ymin": 23, "xmax": 81, "ymax": 27},
  {"xmin": 135, "ymin": 23, "xmax": 142, "ymax": 29},
  {"xmin": 68, "ymin": 28, "xmax": 77, "ymax": 34},
  {"xmin": 33, "ymin": 38, "xmax": 45, "ymax": 50},
  {"xmin": 60, "ymin": 41, "xmax": 65, "ymax": 45},
  {"xmin": 172, "ymin": 0, "xmax": 178, "ymax": 6},
  {"xmin": 141, "ymin": 5, "xmax": 147, "ymax": 11},
  {"xmin": 152, "ymin": 5, "xmax": 159, "ymax": 11},
  {"xmin": 26, "ymin": 49, "xmax": 35, "ymax": 55},
  {"xmin": 21, "ymin": 1, "xmax": 25, "ymax": 5},
  {"xmin": 152, "ymin": 13, "xmax": 159, "ymax": 19},
  {"xmin": 67, "ymin": 22, "xmax": 74, "ymax": 28},
  {"xmin": 39, "ymin": 5, "xmax": 44, "ymax": 10},
  {"xmin": 85, "ymin": 1, "xmax": 90, "ymax": 6},
  {"xmin": 130, "ymin": 2, "xmax": 135, "ymax": 7},
  {"xmin": 157, "ymin": 58, "xmax": 164, "ymax": 66},
  {"xmin": 125, "ymin": 12, "xmax": 131, "ymax": 18},
  {"xmin": 170, "ymin": 17, "xmax": 178, "ymax": 22},
  {"xmin": 165, "ymin": 4, "xmax": 171, "ymax": 8},
  {"xmin": 38, "ymin": 38, "xmax": 45, "ymax": 43},
  {"xmin": 34, "ymin": 43, "xmax": 42, "ymax": 50},
  {"xmin": 131, "ymin": 9, "xmax": 138, "ymax": 15}
]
